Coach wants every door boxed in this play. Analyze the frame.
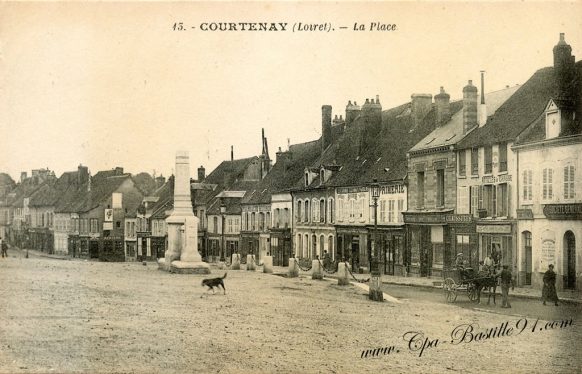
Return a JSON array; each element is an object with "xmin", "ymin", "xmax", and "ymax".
[
  {"xmin": 523, "ymin": 231, "xmax": 532, "ymax": 285},
  {"xmin": 351, "ymin": 236, "xmax": 359, "ymax": 271},
  {"xmin": 565, "ymin": 231, "xmax": 576, "ymax": 289}
]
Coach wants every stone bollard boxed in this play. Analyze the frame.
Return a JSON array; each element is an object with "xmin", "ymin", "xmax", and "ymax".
[
  {"xmin": 338, "ymin": 262, "xmax": 350, "ymax": 286},
  {"xmin": 369, "ymin": 273, "xmax": 384, "ymax": 302},
  {"xmin": 246, "ymin": 255, "xmax": 256, "ymax": 271},
  {"xmin": 230, "ymin": 253, "xmax": 241, "ymax": 270},
  {"xmin": 288, "ymin": 258, "xmax": 299, "ymax": 278},
  {"xmin": 263, "ymin": 256, "xmax": 273, "ymax": 273},
  {"xmin": 312, "ymin": 260, "xmax": 323, "ymax": 280}
]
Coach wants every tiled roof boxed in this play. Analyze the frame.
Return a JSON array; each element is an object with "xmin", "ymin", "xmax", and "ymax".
[
  {"xmin": 410, "ymin": 86, "xmax": 520, "ymax": 153},
  {"xmin": 457, "ymin": 62, "xmax": 582, "ymax": 149},
  {"xmin": 0, "ymin": 173, "xmax": 15, "ymax": 187},
  {"xmin": 241, "ymin": 139, "xmax": 321, "ymax": 205}
]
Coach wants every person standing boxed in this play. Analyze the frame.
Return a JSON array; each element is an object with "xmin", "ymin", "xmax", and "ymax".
[
  {"xmin": 0, "ymin": 237, "xmax": 4, "ymax": 258},
  {"xmin": 500, "ymin": 264, "xmax": 514, "ymax": 308},
  {"xmin": 542, "ymin": 264, "xmax": 559, "ymax": 306}
]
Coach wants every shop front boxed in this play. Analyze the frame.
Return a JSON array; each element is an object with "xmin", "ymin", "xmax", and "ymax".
[
  {"xmin": 336, "ymin": 226, "xmax": 368, "ymax": 272},
  {"xmin": 476, "ymin": 222, "xmax": 516, "ymax": 272},
  {"xmin": 270, "ymin": 228, "xmax": 291, "ymax": 266}
]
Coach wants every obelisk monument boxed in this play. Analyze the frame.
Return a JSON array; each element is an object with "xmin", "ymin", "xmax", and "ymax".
[{"xmin": 159, "ymin": 151, "xmax": 210, "ymax": 274}]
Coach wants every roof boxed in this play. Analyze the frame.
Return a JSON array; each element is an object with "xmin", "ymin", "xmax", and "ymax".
[
  {"xmin": 0, "ymin": 173, "xmax": 15, "ymax": 187},
  {"xmin": 241, "ymin": 139, "xmax": 321, "ymax": 205},
  {"xmin": 457, "ymin": 62, "xmax": 582, "ymax": 149},
  {"xmin": 295, "ymin": 98, "xmax": 463, "ymax": 190},
  {"xmin": 410, "ymin": 85, "xmax": 520, "ymax": 152}
]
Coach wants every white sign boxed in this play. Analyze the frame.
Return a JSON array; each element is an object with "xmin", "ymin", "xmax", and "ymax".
[{"xmin": 104, "ymin": 209, "xmax": 113, "ymax": 222}]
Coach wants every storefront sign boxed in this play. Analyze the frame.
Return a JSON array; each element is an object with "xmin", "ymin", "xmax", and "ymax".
[
  {"xmin": 379, "ymin": 184, "xmax": 405, "ymax": 195},
  {"xmin": 543, "ymin": 204, "xmax": 582, "ymax": 220},
  {"xmin": 337, "ymin": 186, "xmax": 368, "ymax": 194},
  {"xmin": 476, "ymin": 224, "xmax": 512, "ymax": 234},
  {"xmin": 103, "ymin": 222, "xmax": 113, "ymax": 230},
  {"xmin": 482, "ymin": 174, "xmax": 512, "ymax": 183},
  {"xmin": 516, "ymin": 209, "xmax": 534, "ymax": 220},
  {"xmin": 445, "ymin": 214, "xmax": 473, "ymax": 223},
  {"xmin": 403, "ymin": 212, "xmax": 447, "ymax": 224}
]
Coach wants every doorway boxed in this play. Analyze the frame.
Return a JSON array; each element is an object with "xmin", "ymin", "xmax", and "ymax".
[
  {"xmin": 523, "ymin": 231, "xmax": 532, "ymax": 285},
  {"xmin": 564, "ymin": 231, "xmax": 576, "ymax": 290}
]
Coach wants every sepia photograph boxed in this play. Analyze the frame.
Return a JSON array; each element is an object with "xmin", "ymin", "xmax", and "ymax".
[{"xmin": 0, "ymin": 2, "xmax": 581, "ymax": 373}]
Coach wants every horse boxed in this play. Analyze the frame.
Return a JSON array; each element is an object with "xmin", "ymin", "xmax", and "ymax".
[{"xmin": 472, "ymin": 270, "xmax": 500, "ymax": 305}]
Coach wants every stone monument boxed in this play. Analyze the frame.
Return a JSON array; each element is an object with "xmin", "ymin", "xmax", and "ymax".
[{"xmin": 158, "ymin": 151, "xmax": 210, "ymax": 274}]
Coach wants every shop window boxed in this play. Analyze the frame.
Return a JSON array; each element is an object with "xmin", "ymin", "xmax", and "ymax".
[{"xmin": 431, "ymin": 226, "xmax": 444, "ymax": 266}]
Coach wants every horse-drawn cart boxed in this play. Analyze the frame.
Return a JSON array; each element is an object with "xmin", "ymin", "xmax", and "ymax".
[{"xmin": 442, "ymin": 267, "xmax": 479, "ymax": 303}]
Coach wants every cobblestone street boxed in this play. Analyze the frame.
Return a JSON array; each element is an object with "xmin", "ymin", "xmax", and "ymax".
[{"xmin": 0, "ymin": 254, "xmax": 580, "ymax": 373}]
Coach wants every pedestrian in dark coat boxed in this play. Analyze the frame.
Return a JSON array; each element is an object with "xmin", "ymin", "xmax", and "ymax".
[
  {"xmin": 499, "ymin": 265, "xmax": 514, "ymax": 308},
  {"xmin": 542, "ymin": 264, "xmax": 559, "ymax": 306}
]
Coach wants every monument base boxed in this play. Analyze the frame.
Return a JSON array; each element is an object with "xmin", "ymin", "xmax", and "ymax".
[{"xmin": 157, "ymin": 258, "xmax": 211, "ymax": 274}]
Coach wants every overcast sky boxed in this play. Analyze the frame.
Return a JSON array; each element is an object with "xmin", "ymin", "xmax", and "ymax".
[{"xmin": 1, "ymin": 2, "xmax": 581, "ymax": 181}]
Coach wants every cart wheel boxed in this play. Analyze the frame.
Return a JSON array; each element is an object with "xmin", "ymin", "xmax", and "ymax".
[
  {"xmin": 467, "ymin": 283, "xmax": 478, "ymax": 301},
  {"xmin": 443, "ymin": 278, "xmax": 457, "ymax": 303}
]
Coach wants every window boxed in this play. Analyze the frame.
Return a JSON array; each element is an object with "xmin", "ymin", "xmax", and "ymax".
[
  {"xmin": 228, "ymin": 218, "xmax": 233, "ymax": 233},
  {"xmin": 417, "ymin": 172, "xmax": 425, "ymax": 208},
  {"xmin": 358, "ymin": 199, "xmax": 364, "ymax": 219},
  {"xmin": 329, "ymin": 199, "xmax": 334, "ymax": 223},
  {"xmin": 522, "ymin": 170, "xmax": 533, "ymax": 202},
  {"xmin": 349, "ymin": 199, "xmax": 355, "ymax": 220},
  {"xmin": 266, "ymin": 212, "xmax": 271, "ymax": 229},
  {"xmin": 296, "ymin": 201, "xmax": 302, "ymax": 223},
  {"xmin": 458, "ymin": 150, "xmax": 466, "ymax": 176},
  {"xmin": 542, "ymin": 168, "xmax": 553, "ymax": 200},
  {"xmin": 497, "ymin": 183, "xmax": 509, "ymax": 217},
  {"xmin": 458, "ymin": 186, "xmax": 470, "ymax": 214},
  {"xmin": 320, "ymin": 199, "xmax": 325, "ymax": 223},
  {"xmin": 471, "ymin": 148, "xmax": 479, "ymax": 175},
  {"xmin": 312, "ymin": 199, "xmax": 318, "ymax": 222},
  {"xmin": 90, "ymin": 218, "xmax": 98, "ymax": 233},
  {"xmin": 304, "ymin": 200, "xmax": 309, "ymax": 222},
  {"xmin": 397, "ymin": 199, "xmax": 404, "ymax": 223},
  {"xmin": 388, "ymin": 200, "xmax": 395, "ymax": 223},
  {"xmin": 484, "ymin": 146, "xmax": 493, "ymax": 174},
  {"xmin": 436, "ymin": 169, "xmax": 445, "ymax": 207},
  {"xmin": 297, "ymin": 234, "xmax": 303, "ymax": 257},
  {"xmin": 483, "ymin": 185, "xmax": 496, "ymax": 217},
  {"xmin": 564, "ymin": 165, "xmax": 575, "ymax": 199},
  {"xmin": 283, "ymin": 208, "xmax": 289, "ymax": 228},
  {"xmin": 214, "ymin": 217, "xmax": 219, "ymax": 233},
  {"xmin": 498, "ymin": 143, "xmax": 507, "ymax": 172},
  {"xmin": 305, "ymin": 173, "xmax": 309, "ymax": 187},
  {"xmin": 274, "ymin": 209, "xmax": 280, "ymax": 228},
  {"xmin": 379, "ymin": 200, "xmax": 386, "ymax": 222}
]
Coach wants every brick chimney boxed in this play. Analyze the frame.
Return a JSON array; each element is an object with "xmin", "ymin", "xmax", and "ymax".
[
  {"xmin": 411, "ymin": 93, "xmax": 432, "ymax": 127},
  {"xmin": 197, "ymin": 166, "xmax": 205, "ymax": 182},
  {"xmin": 77, "ymin": 164, "xmax": 89, "ymax": 185},
  {"xmin": 553, "ymin": 33, "xmax": 576, "ymax": 108},
  {"xmin": 478, "ymin": 71, "xmax": 487, "ymax": 127},
  {"xmin": 114, "ymin": 167, "xmax": 124, "ymax": 176},
  {"xmin": 321, "ymin": 105, "xmax": 332, "ymax": 153},
  {"xmin": 434, "ymin": 87, "xmax": 450, "ymax": 125},
  {"xmin": 463, "ymin": 80, "xmax": 478, "ymax": 134},
  {"xmin": 345, "ymin": 100, "xmax": 361, "ymax": 126}
]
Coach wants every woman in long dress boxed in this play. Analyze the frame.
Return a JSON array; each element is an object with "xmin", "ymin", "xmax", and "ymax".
[{"xmin": 542, "ymin": 264, "xmax": 559, "ymax": 306}]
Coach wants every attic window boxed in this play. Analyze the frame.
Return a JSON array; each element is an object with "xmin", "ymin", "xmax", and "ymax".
[
  {"xmin": 446, "ymin": 134, "xmax": 456, "ymax": 141},
  {"xmin": 425, "ymin": 138, "xmax": 436, "ymax": 145}
]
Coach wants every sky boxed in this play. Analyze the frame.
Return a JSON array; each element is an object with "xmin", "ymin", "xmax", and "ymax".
[{"xmin": 1, "ymin": 2, "xmax": 581, "ymax": 181}]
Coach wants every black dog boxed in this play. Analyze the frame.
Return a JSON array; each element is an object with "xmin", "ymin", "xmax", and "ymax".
[{"xmin": 201, "ymin": 273, "xmax": 227, "ymax": 297}]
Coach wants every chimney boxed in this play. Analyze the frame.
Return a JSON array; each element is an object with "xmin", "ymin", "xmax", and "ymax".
[
  {"xmin": 434, "ymin": 87, "xmax": 451, "ymax": 125},
  {"xmin": 411, "ymin": 93, "xmax": 432, "ymax": 127},
  {"xmin": 478, "ymin": 71, "xmax": 487, "ymax": 127},
  {"xmin": 155, "ymin": 175, "xmax": 166, "ymax": 188},
  {"xmin": 345, "ymin": 100, "xmax": 361, "ymax": 126},
  {"xmin": 78, "ymin": 164, "xmax": 89, "ymax": 185},
  {"xmin": 463, "ymin": 80, "xmax": 478, "ymax": 134},
  {"xmin": 287, "ymin": 138, "xmax": 290, "ymax": 151},
  {"xmin": 230, "ymin": 146, "xmax": 234, "ymax": 161},
  {"xmin": 114, "ymin": 167, "xmax": 124, "ymax": 175},
  {"xmin": 20, "ymin": 172, "xmax": 27, "ymax": 183},
  {"xmin": 553, "ymin": 33, "xmax": 576, "ymax": 108},
  {"xmin": 321, "ymin": 105, "xmax": 332, "ymax": 153},
  {"xmin": 197, "ymin": 166, "xmax": 205, "ymax": 182}
]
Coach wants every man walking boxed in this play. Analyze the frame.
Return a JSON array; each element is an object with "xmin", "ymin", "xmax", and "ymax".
[
  {"xmin": 542, "ymin": 264, "xmax": 559, "ymax": 306},
  {"xmin": 500, "ymin": 264, "xmax": 514, "ymax": 308}
]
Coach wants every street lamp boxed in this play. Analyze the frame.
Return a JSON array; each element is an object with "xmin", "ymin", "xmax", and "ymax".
[
  {"xmin": 220, "ymin": 204, "xmax": 226, "ymax": 262},
  {"xmin": 369, "ymin": 178, "xmax": 383, "ymax": 301}
]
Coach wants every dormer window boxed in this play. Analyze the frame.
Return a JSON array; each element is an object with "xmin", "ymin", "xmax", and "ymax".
[
  {"xmin": 305, "ymin": 173, "xmax": 309, "ymax": 187},
  {"xmin": 545, "ymin": 100, "xmax": 561, "ymax": 139},
  {"xmin": 320, "ymin": 169, "xmax": 325, "ymax": 184}
]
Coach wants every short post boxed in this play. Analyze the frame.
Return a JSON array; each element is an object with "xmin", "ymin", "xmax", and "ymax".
[
  {"xmin": 230, "ymin": 253, "xmax": 241, "ymax": 270},
  {"xmin": 246, "ymin": 254, "xmax": 256, "ymax": 271},
  {"xmin": 369, "ymin": 261, "xmax": 383, "ymax": 302},
  {"xmin": 312, "ymin": 259, "xmax": 323, "ymax": 280},
  {"xmin": 263, "ymin": 255, "xmax": 273, "ymax": 273},
  {"xmin": 288, "ymin": 257, "xmax": 299, "ymax": 278},
  {"xmin": 338, "ymin": 262, "xmax": 350, "ymax": 286}
]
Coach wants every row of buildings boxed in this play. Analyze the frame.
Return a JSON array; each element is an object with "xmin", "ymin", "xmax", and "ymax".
[{"xmin": 1, "ymin": 34, "xmax": 580, "ymax": 291}]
